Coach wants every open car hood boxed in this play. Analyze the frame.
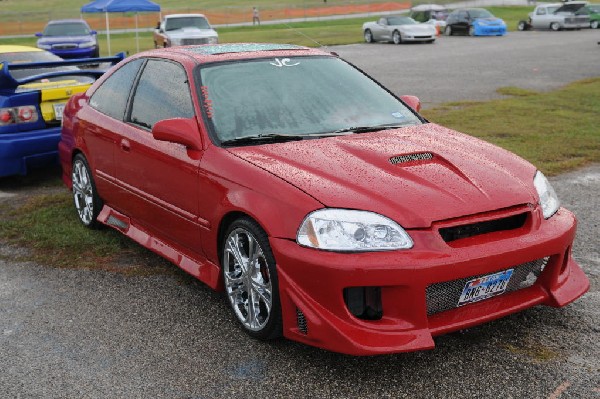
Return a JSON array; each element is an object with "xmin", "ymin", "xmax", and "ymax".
[
  {"xmin": 555, "ymin": 2, "xmax": 588, "ymax": 13},
  {"xmin": 228, "ymin": 124, "xmax": 538, "ymax": 229}
]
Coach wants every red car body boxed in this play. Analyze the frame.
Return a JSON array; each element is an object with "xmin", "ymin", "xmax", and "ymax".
[{"xmin": 58, "ymin": 44, "xmax": 589, "ymax": 355}]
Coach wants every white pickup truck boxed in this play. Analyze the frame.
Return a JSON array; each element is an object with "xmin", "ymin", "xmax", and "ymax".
[
  {"xmin": 153, "ymin": 14, "xmax": 218, "ymax": 48},
  {"xmin": 518, "ymin": 1, "xmax": 590, "ymax": 31}
]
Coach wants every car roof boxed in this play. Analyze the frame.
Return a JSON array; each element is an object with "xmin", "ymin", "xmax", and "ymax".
[
  {"xmin": 47, "ymin": 19, "xmax": 89, "ymax": 25},
  {"xmin": 133, "ymin": 43, "xmax": 332, "ymax": 65},
  {"xmin": 0, "ymin": 45, "xmax": 42, "ymax": 54},
  {"xmin": 164, "ymin": 14, "xmax": 208, "ymax": 19},
  {"xmin": 411, "ymin": 4, "xmax": 448, "ymax": 11}
]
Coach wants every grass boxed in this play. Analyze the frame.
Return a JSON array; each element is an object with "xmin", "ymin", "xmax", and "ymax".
[{"xmin": 421, "ymin": 78, "xmax": 600, "ymax": 176}]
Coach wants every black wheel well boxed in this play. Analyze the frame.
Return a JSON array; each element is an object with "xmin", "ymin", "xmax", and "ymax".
[{"xmin": 217, "ymin": 211, "xmax": 257, "ymax": 265}]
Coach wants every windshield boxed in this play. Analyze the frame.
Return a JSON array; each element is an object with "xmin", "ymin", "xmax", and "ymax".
[
  {"xmin": 468, "ymin": 9, "xmax": 494, "ymax": 18},
  {"xmin": 165, "ymin": 17, "xmax": 210, "ymax": 31},
  {"xmin": 43, "ymin": 22, "xmax": 90, "ymax": 36},
  {"xmin": 0, "ymin": 50, "xmax": 94, "ymax": 84},
  {"xmin": 388, "ymin": 16, "xmax": 417, "ymax": 25},
  {"xmin": 198, "ymin": 56, "xmax": 421, "ymax": 143},
  {"xmin": 432, "ymin": 10, "xmax": 449, "ymax": 20},
  {"xmin": 589, "ymin": 5, "xmax": 600, "ymax": 13}
]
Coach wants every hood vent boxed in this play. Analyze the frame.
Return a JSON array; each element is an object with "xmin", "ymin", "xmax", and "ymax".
[{"xmin": 389, "ymin": 152, "xmax": 433, "ymax": 165}]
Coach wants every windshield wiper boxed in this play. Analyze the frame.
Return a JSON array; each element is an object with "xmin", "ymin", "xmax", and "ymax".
[
  {"xmin": 220, "ymin": 133, "xmax": 304, "ymax": 146},
  {"xmin": 333, "ymin": 124, "xmax": 407, "ymax": 134}
]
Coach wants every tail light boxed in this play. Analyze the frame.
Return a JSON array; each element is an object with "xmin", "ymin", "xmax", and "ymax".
[{"xmin": 0, "ymin": 106, "xmax": 39, "ymax": 126}]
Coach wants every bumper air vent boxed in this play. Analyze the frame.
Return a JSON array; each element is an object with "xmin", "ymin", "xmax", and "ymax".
[
  {"xmin": 296, "ymin": 308, "xmax": 308, "ymax": 335},
  {"xmin": 439, "ymin": 212, "xmax": 527, "ymax": 243},
  {"xmin": 344, "ymin": 286, "xmax": 383, "ymax": 320},
  {"xmin": 426, "ymin": 257, "xmax": 549, "ymax": 315},
  {"xmin": 389, "ymin": 152, "xmax": 433, "ymax": 165}
]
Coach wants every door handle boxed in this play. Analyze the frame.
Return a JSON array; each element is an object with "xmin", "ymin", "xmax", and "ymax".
[{"xmin": 120, "ymin": 139, "xmax": 131, "ymax": 152}]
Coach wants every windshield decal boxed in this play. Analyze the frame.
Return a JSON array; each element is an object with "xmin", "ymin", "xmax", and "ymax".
[
  {"xmin": 269, "ymin": 58, "xmax": 300, "ymax": 68},
  {"xmin": 392, "ymin": 112, "xmax": 405, "ymax": 119},
  {"xmin": 201, "ymin": 86, "xmax": 213, "ymax": 118}
]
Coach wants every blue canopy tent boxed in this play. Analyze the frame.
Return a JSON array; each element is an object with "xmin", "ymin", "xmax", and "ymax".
[{"xmin": 81, "ymin": 0, "xmax": 161, "ymax": 55}]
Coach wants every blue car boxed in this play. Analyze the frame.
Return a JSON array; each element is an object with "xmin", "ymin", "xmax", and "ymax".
[
  {"xmin": 0, "ymin": 45, "xmax": 123, "ymax": 177},
  {"xmin": 444, "ymin": 8, "xmax": 507, "ymax": 36},
  {"xmin": 36, "ymin": 19, "xmax": 100, "ymax": 59}
]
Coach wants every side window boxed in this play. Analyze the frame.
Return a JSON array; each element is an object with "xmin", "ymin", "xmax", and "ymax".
[
  {"xmin": 537, "ymin": 8, "xmax": 546, "ymax": 15},
  {"xmin": 89, "ymin": 59, "xmax": 143, "ymax": 120},
  {"xmin": 129, "ymin": 59, "xmax": 194, "ymax": 130}
]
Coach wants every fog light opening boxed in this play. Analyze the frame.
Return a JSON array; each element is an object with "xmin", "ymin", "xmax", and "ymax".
[
  {"xmin": 560, "ymin": 247, "xmax": 571, "ymax": 275},
  {"xmin": 343, "ymin": 286, "xmax": 383, "ymax": 321}
]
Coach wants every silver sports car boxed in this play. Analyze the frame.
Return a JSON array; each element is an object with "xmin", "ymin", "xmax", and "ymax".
[{"xmin": 363, "ymin": 16, "xmax": 437, "ymax": 44}]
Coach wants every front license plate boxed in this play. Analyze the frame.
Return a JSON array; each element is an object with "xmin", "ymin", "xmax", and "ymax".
[
  {"xmin": 53, "ymin": 103, "xmax": 65, "ymax": 120},
  {"xmin": 458, "ymin": 269, "xmax": 514, "ymax": 306}
]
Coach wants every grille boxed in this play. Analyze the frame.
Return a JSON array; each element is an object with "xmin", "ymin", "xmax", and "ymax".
[
  {"xmin": 296, "ymin": 308, "xmax": 308, "ymax": 334},
  {"xmin": 181, "ymin": 38, "xmax": 210, "ymax": 45},
  {"xmin": 425, "ymin": 257, "xmax": 549, "ymax": 315},
  {"xmin": 389, "ymin": 152, "xmax": 433, "ymax": 165},
  {"xmin": 439, "ymin": 213, "xmax": 527, "ymax": 243},
  {"xmin": 53, "ymin": 44, "xmax": 77, "ymax": 49}
]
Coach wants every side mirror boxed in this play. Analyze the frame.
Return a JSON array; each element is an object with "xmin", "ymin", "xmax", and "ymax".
[
  {"xmin": 152, "ymin": 117, "xmax": 202, "ymax": 151},
  {"xmin": 400, "ymin": 95, "xmax": 421, "ymax": 113},
  {"xmin": 90, "ymin": 30, "xmax": 97, "ymax": 35},
  {"xmin": 35, "ymin": 32, "xmax": 43, "ymax": 37}
]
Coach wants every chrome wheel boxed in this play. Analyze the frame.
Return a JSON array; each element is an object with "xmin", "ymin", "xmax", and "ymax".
[
  {"xmin": 223, "ymin": 222, "xmax": 280, "ymax": 337},
  {"xmin": 468, "ymin": 26, "xmax": 475, "ymax": 36},
  {"xmin": 591, "ymin": 20, "xmax": 599, "ymax": 29},
  {"xmin": 550, "ymin": 22, "xmax": 560, "ymax": 31},
  {"xmin": 444, "ymin": 26, "xmax": 452, "ymax": 36},
  {"xmin": 72, "ymin": 154, "xmax": 101, "ymax": 228},
  {"xmin": 364, "ymin": 29, "xmax": 373, "ymax": 43},
  {"xmin": 392, "ymin": 30, "xmax": 402, "ymax": 44},
  {"xmin": 517, "ymin": 21, "xmax": 526, "ymax": 31}
]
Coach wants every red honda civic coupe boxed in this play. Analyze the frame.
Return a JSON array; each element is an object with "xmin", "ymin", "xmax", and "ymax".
[{"xmin": 59, "ymin": 43, "xmax": 589, "ymax": 355}]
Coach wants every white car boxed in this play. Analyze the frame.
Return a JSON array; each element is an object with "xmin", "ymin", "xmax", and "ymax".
[
  {"xmin": 522, "ymin": 2, "xmax": 590, "ymax": 31},
  {"xmin": 410, "ymin": 4, "xmax": 449, "ymax": 33},
  {"xmin": 363, "ymin": 16, "xmax": 437, "ymax": 44},
  {"xmin": 154, "ymin": 14, "xmax": 218, "ymax": 48}
]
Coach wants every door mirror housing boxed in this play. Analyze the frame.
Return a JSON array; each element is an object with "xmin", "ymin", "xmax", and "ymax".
[
  {"xmin": 152, "ymin": 117, "xmax": 202, "ymax": 151},
  {"xmin": 400, "ymin": 95, "xmax": 421, "ymax": 113}
]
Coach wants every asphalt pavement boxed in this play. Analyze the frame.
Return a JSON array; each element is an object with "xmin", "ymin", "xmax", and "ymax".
[{"xmin": 1, "ymin": 29, "xmax": 599, "ymax": 398}]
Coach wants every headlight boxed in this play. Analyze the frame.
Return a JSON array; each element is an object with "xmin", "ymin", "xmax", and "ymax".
[
  {"xmin": 534, "ymin": 171, "xmax": 560, "ymax": 219},
  {"xmin": 297, "ymin": 209, "xmax": 413, "ymax": 252},
  {"xmin": 208, "ymin": 36, "xmax": 218, "ymax": 44},
  {"xmin": 170, "ymin": 38, "xmax": 182, "ymax": 46},
  {"xmin": 79, "ymin": 41, "xmax": 96, "ymax": 48},
  {"xmin": 38, "ymin": 44, "xmax": 52, "ymax": 50}
]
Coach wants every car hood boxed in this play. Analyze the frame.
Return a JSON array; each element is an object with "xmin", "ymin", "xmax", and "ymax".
[
  {"xmin": 474, "ymin": 17, "xmax": 504, "ymax": 24},
  {"xmin": 227, "ymin": 124, "xmax": 538, "ymax": 229},
  {"xmin": 555, "ymin": 2, "xmax": 587, "ymax": 13},
  {"xmin": 166, "ymin": 27, "xmax": 218, "ymax": 38},
  {"xmin": 38, "ymin": 35, "xmax": 94, "ymax": 45}
]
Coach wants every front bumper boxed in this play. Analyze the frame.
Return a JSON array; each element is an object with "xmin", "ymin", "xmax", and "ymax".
[
  {"xmin": 474, "ymin": 25, "xmax": 507, "ymax": 36},
  {"xmin": 270, "ymin": 207, "xmax": 588, "ymax": 355},
  {"xmin": 402, "ymin": 34, "xmax": 437, "ymax": 42},
  {"xmin": 0, "ymin": 127, "xmax": 61, "ymax": 177},
  {"xmin": 50, "ymin": 47, "xmax": 98, "ymax": 59}
]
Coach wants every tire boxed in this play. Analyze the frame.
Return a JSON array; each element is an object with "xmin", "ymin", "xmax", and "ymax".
[
  {"xmin": 517, "ymin": 21, "xmax": 527, "ymax": 31},
  {"xmin": 426, "ymin": 39, "xmax": 435, "ymax": 44},
  {"xmin": 71, "ymin": 154, "xmax": 103, "ymax": 229},
  {"xmin": 154, "ymin": 41, "xmax": 159, "ymax": 49},
  {"xmin": 364, "ymin": 29, "xmax": 374, "ymax": 43},
  {"xmin": 222, "ymin": 217, "xmax": 282, "ymax": 340},
  {"xmin": 550, "ymin": 22, "xmax": 561, "ymax": 31},
  {"xmin": 591, "ymin": 20, "xmax": 599, "ymax": 29},
  {"xmin": 444, "ymin": 25, "xmax": 452, "ymax": 36},
  {"xmin": 468, "ymin": 25, "xmax": 475, "ymax": 36},
  {"xmin": 392, "ymin": 30, "xmax": 402, "ymax": 44},
  {"xmin": 92, "ymin": 46, "xmax": 100, "ymax": 58}
]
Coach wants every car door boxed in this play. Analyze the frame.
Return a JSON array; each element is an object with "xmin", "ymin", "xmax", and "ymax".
[
  {"xmin": 114, "ymin": 58, "xmax": 205, "ymax": 255},
  {"xmin": 372, "ymin": 18, "xmax": 389, "ymax": 41},
  {"xmin": 84, "ymin": 59, "xmax": 144, "ymax": 205},
  {"xmin": 458, "ymin": 10, "xmax": 471, "ymax": 33},
  {"xmin": 532, "ymin": 7, "xmax": 549, "ymax": 29}
]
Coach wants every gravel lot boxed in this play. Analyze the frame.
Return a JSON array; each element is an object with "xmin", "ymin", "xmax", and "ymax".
[{"xmin": 1, "ymin": 30, "xmax": 599, "ymax": 398}]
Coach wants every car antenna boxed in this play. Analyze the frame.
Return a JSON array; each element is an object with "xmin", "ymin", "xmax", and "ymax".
[{"xmin": 280, "ymin": 21, "xmax": 332, "ymax": 53}]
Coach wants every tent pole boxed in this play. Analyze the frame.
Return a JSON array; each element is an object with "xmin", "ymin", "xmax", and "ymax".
[
  {"xmin": 135, "ymin": 13, "xmax": 139, "ymax": 53},
  {"xmin": 105, "ymin": 11, "xmax": 111, "ymax": 55}
]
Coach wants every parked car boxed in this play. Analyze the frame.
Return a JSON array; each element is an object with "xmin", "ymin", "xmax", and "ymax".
[
  {"xmin": 59, "ymin": 43, "xmax": 588, "ymax": 356},
  {"xmin": 444, "ymin": 8, "xmax": 507, "ymax": 36},
  {"xmin": 409, "ymin": 4, "xmax": 449, "ymax": 32},
  {"xmin": 36, "ymin": 19, "xmax": 99, "ymax": 59},
  {"xmin": 0, "ymin": 45, "xmax": 123, "ymax": 177},
  {"xmin": 518, "ymin": 2, "xmax": 590, "ymax": 31},
  {"xmin": 153, "ymin": 14, "xmax": 218, "ymax": 48},
  {"xmin": 585, "ymin": 4, "xmax": 600, "ymax": 28},
  {"xmin": 363, "ymin": 16, "xmax": 437, "ymax": 44}
]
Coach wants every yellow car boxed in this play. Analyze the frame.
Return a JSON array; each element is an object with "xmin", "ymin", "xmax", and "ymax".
[{"xmin": 0, "ymin": 45, "xmax": 123, "ymax": 177}]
